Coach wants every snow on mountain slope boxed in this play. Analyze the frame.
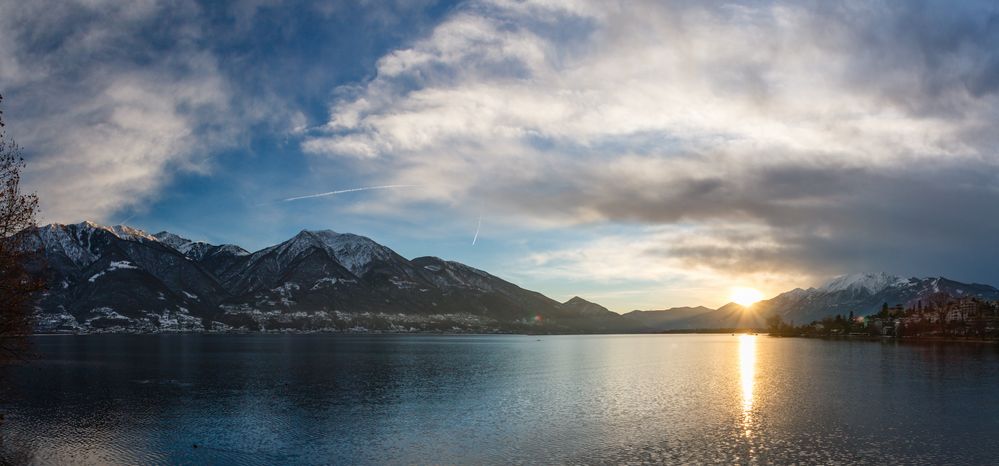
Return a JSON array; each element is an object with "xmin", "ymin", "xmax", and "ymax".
[
  {"xmin": 152, "ymin": 231, "xmax": 196, "ymax": 253},
  {"xmin": 820, "ymin": 272, "xmax": 911, "ymax": 294},
  {"xmin": 33, "ymin": 223, "xmax": 100, "ymax": 267},
  {"xmin": 412, "ymin": 256, "xmax": 500, "ymax": 292},
  {"xmin": 265, "ymin": 230, "xmax": 395, "ymax": 277},
  {"xmin": 31, "ymin": 221, "xmax": 159, "ymax": 267},
  {"xmin": 153, "ymin": 231, "xmax": 249, "ymax": 261},
  {"xmin": 106, "ymin": 223, "xmax": 159, "ymax": 242}
]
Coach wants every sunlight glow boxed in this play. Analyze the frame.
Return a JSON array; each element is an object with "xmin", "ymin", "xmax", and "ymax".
[
  {"xmin": 739, "ymin": 334, "xmax": 757, "ymax": 438},
  {"xmin": 730, "ymin": 287, "xmax": 764, "ymax": 306}
]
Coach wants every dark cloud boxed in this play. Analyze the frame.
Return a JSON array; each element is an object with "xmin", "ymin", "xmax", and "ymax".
[
  {"xmin": 568, "ymin": 157, "xmax": 999, "ymax": 282},
  {"xmin": 805, "ymin": 0, "xmax": 999, "ymax": 116}
]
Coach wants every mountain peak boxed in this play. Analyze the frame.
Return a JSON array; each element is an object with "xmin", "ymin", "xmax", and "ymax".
[
  {"xmin": 562, "ymin": 296, "xmax": 615, "ymax": 316},
  {"xmin": 286, "ymin": 229, "xmax": 379, "ymax": 248},
  {"xmin": 299, "ymin": 228, "xmax": 340, "ymax": 236},
  {"xmin": 268, "ymin": 229, "xmax": 392, "ymax": 276},
  {"xmin": 153, "ymin": 231, "xmax": 192, "ymax": 249},
  {"xmin": 716, "ymin": 302, "xmax": 746, "ymax": 312},
  {"xmin": 290, "ymin": 230, "xmax": 383, "ymax": 249}
]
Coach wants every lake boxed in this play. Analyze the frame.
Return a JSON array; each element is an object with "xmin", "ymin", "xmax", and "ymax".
[{"xmin": 2, "ymin": 334, "xmax": 999, "ymax": 464}]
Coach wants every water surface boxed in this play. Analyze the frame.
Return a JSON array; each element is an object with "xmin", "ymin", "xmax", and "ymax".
[{"xmin": 2, "ymin": 334, "xmax": 998, "ymax": 464}]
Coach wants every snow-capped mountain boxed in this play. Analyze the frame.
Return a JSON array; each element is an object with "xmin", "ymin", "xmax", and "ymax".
[
  {"xmin": 25, "ymin": 222, "xmax": 232, "ymax": 332},
  {"xmin": 819, "ymin": 272, "xmax": 910, "ymax": 294},
  {"xmin": 765, "ymin": 273, "xmax": 999, "ymax": 324},
  {"xmin": 247, "ymin": 230, "xmax": 396, "ymax": 277},
  {"xmin": 152, "ymin": 231, "xmax": 249, "ymax": 262},
  {"xmin": 23, "ymin": 222, "xmax": 636, "ymax": 334},
  {"xmin": 25, "ymin": 224, "xmax": 997, "ymax": 334}
]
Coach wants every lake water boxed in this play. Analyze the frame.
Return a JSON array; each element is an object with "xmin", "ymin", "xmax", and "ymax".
[{"xmin": 2, "ymin": 334, "xmax": 999, "ymax": 464}]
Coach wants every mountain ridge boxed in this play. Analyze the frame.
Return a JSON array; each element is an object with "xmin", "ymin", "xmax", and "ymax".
[
  {"xmin": 24, "ymin": 224, "xmax": 999, "ymax": 334},
  {"xmin": 25, "ymin": 221, "xmax": 637, "ymax": 334}
]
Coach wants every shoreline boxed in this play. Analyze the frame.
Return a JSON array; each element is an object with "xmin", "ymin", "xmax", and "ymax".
[
  {"xmin": 771, "ymin": 333, "xmax": 999, "ymax": 344},
  {"xmin": 27, "ymin": 330, "xmax": 751, "ymax": 337},
  {"xmin": 24, "ymin": 331, "xmax": 999, "ymax": 344}
]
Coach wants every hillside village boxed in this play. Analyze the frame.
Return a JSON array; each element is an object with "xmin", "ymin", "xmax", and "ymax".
[{"xmin": 769, "ymin": 295, "xmax": 999, "ymax": 339}]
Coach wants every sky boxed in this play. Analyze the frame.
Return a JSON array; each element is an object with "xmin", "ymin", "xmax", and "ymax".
[{"xmin": 2, "ymin": 0, "xmax": 999, "ymax": 312}]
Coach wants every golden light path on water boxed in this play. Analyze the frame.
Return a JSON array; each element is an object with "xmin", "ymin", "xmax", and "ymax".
[{"xmin": 739, "ymin": 334, "xmax": 757, "ymax": 438}]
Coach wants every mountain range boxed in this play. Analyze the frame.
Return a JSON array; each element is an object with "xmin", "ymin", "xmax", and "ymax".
[
  {"xmin": 625, "ymin": 272, "xmax": 999, "ymax": 330},
  {"xmin": 24, "ymin": 221, "xmax": 631, "ymax": 334},
  {"xmin": 21, "ymin": 223, "xmax": 999, "ymax": 334}
]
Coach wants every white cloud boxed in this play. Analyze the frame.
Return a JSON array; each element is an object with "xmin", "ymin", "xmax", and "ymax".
[
  {"xmin": 306, "ymin": 0, "xmax": 989, "ymax": 171},
  {"xmin": 25, "ymin": 68, "xmax": 230, "ymax": 221},
  {"xmin": 302, "ymin": 0, "xmax": 999, "ymax": 229},
  {"xmin": 0, "ymin": 0, "xmax": 234, "ymax": 223}
]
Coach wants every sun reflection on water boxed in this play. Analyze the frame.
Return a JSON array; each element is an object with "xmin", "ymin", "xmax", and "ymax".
[{"xmin": 739, "ymin": 334, "xmax": 757, "ymax": 438}]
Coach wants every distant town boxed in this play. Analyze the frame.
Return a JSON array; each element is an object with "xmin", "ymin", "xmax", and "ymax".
[{"xmin": 768, "ymin": 294, "xmax": 999, "ymax": 340}]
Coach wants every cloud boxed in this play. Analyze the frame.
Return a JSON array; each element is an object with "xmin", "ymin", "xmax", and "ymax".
[
  {"xmin": 4, "ymin": 0, "xmax": 998, "ymax": 306},
  {"xmin": 0, "ymin": 0, "xmax": 239, "ymax": 223},
  {"xmin": 304, "ymin": 0, "xmax": 999, "ymax": 284},
  {"xmin": 0, "ymin": 0, "xmax": 467, "ymax": 227},
  {"xmin": 516, "ymin": 223, "xmax": 811, "ymax": 308}
]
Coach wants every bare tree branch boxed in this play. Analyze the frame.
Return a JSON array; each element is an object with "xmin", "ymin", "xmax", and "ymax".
[{"xmin": 0, "ymin": 93, "xmax": 45, "ymax": 364}]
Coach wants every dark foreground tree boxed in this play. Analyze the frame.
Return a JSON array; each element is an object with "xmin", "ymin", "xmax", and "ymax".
[{"xmin": 0, "ymin": 94, "xmax": 43, "ymax": 362}]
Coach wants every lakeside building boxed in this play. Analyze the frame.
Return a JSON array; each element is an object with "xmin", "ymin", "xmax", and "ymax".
[{"xmin": 790, "ymin": 297, "xmax": 999, "ymax": 339}]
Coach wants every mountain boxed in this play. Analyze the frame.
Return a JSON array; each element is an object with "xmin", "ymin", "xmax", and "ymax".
[
  {"xmin": 622, "ymin": 306, "xmax": 714, "ymax": 329},
  {"xmin": 560, "ymin": 296, "xmax": 639, "ymax": 331},
  {"xmin": 24, "ymin": 225, "xmax": 997, "ymax": 334},
  {"xmin": 562, "ymin": 296, "xmax": 615, "ymax": 317},
  {"xmin": 655, "ymin": 302, "xmax": 763, "ymax": 330},
  {"xmin": 152, "ymin": 231, "xmax": 248, "ymax": 261},
  {"xmin": 26, "ymin": 222, "xmax": 231, "ymax": 332},
  {"xmin": 24, "ymin": 222, "xmax": 638, "ymax": 334},
  {"xmin": 648, "ymin": 272, "xmax": 999, "ymax": 330},
  {"xmin": 757, "ymin": 272, "xmax": 999, "ymax": 325}
]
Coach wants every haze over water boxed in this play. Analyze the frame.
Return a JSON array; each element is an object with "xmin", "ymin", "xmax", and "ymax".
[{"xmin": 2, "ymin": 334, "xmax": 998, "ymax": 464}]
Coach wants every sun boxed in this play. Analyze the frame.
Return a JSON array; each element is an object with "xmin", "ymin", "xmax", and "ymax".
[{"xmin": 730, "ymin": 287, "xmax": 764, "ymax": 307}]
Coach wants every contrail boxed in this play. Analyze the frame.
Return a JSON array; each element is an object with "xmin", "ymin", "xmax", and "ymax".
[
  {"xmin": 114, "ymin": 212, "xmax": 137, "ymax": 226},
  {"xmin": 282, "ymin": 184, "xmax": 417, "ymax": 202},
  {"xmin": 472, "ymin": 215, "xmax": 481, "ymax": 246}
]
